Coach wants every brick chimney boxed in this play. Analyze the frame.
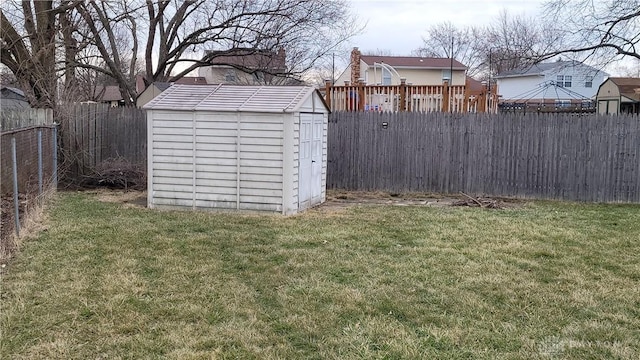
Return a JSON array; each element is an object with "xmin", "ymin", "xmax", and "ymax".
[{"xmin": 350, "ymin": 47, "xmax": 361, "ymax": 85}]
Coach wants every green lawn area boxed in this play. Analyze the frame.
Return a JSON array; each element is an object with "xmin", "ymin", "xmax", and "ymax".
[{"xmin": 1, "ymin": 192, "xmax": 639, "ymax": 359}]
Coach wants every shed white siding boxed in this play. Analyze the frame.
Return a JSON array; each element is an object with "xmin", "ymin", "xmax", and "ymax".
[{"xmin": 145, "ymin": 84, "xmax": 328, "ymax": 214}]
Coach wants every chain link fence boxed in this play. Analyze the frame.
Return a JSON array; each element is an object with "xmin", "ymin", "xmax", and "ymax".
[{"xmin": 1, "ymin": 125, "xmax": 57, "ymax": 261}]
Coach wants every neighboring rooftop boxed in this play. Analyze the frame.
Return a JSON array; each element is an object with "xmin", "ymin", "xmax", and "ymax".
[
  {"xmin": 607, "ymin": 77, "xmax": 640, "ymax": 102},
  {"xmin": 93, "ymin": 85, "xmax": 123, "ymax": 102},
  {"xmin": 174, "ymin": 76, "xmax": 207, "ymax": 85},
  {"xmin": 136, "ymin": 75, "xmax": 209, "ymax": 93},
  {"xmin": 495, "ymin": 60, "xmax": 600, "ymax": 78},
  {"xmin": 205, "ymin": 48, "xmax": 286, "ymax": 70},
  {"xmin": 360, "ymin": 55, "xmax": 467, "ymax": 70},
  {"xmin": 0, "ymin": 86, "xmax": 25, "ymax": 97}
]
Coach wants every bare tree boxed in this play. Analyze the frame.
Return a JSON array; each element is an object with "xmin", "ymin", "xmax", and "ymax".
[
  {"xmin": 479, "ymin": 10, "xmax": 560, "ymax": 76},
  {"xmin": 72, "ymin": 0, "xmax": 360, "ymax": 104},
  {"xmin": 414, "ymin": 22, "xmax": 485, "ymax": 77},
  {"xmin": 2, "ymin": 0, "xmax": 359, "ymax": 106},
  {"xmin": 0, "ymin": 1, "xmax": 81, "ymax": 107},
  {"xmin": 541, "ymin": 0, "xmax": 640, "ymax": 65}
]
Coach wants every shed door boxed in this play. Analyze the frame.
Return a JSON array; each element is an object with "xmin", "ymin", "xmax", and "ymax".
[{"xmin": 299, "ymin": 113, "xmax": 323, "ymax": 210}]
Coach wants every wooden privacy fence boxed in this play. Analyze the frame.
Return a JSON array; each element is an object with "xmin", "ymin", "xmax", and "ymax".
[
  {"xmin": 327, "ymin": 112, "xmax": 640, "ymax": 203},
  {"xmin": 324, "ymin": 79, "xmax": 498, "ymax": 113},
  {"xmin": 1, "ymin": 108, "xmax": 53, "ymax": 131},
  {"xmin": 56, "ymin": 103, "xmax": 146, "ymax": 181}
]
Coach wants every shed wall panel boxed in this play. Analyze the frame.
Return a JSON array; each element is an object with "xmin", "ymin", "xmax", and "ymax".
[
  {"xmin": 195, "ymin": 193, "xmax": 237, "ymax": 202},
  {"xmin": 153, "ymin": 169, "xmax": 193, "ymax": 179},
  {"xmin": 153, "ymin": 141, "xmax": 193, "ymax": 150},
  {"xmin": 153, "ymin": 190, "xmax": 193, "ymax": 200}
]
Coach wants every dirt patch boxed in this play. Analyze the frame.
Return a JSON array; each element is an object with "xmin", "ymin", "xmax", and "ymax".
[
  {"xmin": 91, "ymin": 189, "xmax": 147, "ymax": 208},
  {"xmin": 89, "ymin": 189, "xmax": 524, "ymax": 212},
  {"xmin": 323, "ymin": 190, "xmax": 524, "ymax": 211}
]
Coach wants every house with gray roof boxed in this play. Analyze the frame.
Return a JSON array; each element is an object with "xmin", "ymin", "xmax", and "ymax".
[
  {"xmin": 1, "ymin": 86, "xmax": 31, "ymax": 110},
  {"xmin": 495, "ymin": 61, "xmax": 607, "ymax": 106}
]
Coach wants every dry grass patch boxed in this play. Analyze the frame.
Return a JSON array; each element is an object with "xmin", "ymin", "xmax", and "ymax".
[{"xmin": 1, "ymin": 192, "xmax": 639, "ymax": 359}]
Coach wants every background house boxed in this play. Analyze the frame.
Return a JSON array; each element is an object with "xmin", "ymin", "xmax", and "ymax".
[
  {"xmin": 495, "ymin": 61, "xmax": 607, "ymax": 106},
  {"xmin": 197, "ymin": 49, "xmax": 295, "ymax": 85},
  {"xmin": 335, "ymin": 47, "xmax": 467, "ymax": 86},
  {"xmin": 596, "ymin": 77, "xmax": 640, "ymax": 114},
  {"xmin": 1, "ymin": 86, "xmax": 31, "ymax": 109},
  {"xmin": 93, "ymin": 85, "xmax": 125, "ymax": 107}
]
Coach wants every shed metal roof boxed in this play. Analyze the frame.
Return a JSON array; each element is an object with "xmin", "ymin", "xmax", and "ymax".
[{"xmin": 143, "ymin": 84, "xmax": 324, "ymax": 112}]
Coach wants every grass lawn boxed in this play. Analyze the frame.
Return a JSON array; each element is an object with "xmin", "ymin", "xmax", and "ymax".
[{"xmin": 1, "ymin": 192, "xmax": 639, "ymax": 359}]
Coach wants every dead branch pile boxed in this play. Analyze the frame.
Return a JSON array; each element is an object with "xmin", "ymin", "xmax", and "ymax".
[
  {"xmin": 81, "ymin": 158, "xmax": 146, "ymax": 190},
  {"xmin": 453, "ymin": 192, "xmax": 504, "ymax": 209}
]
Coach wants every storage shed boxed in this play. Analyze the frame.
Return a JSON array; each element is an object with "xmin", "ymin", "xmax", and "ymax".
[{"xmin": 144, "ymin": 84, "xmax": 329, "ymax": 214}]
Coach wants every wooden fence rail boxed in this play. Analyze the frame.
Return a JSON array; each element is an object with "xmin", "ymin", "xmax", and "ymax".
[
  {"xmin": 0, "ymin": 108, "xmax": 53, "ymax": 131},
  {"xmin": 327, "ymin": 112, "xmax": 640, "ymax": 203},
  {"xmin": 324, "ymin": 79, "xmax": 499, "ymax": 113}
]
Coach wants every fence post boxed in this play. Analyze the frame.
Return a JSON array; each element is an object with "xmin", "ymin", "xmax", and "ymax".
[
  {"xmin": 463, "ymin": 77, "xmax": 471, "ymax": 112},
  {"xmin": 399, "ymin": 78, "xmax": 407, "ymax": 112},
  {"xmin": 38, "ymin": 128, "xmax": 43, "ymax": 195},
  {"xmin": 325, "ymin": 79, "xmax": 332, "ymax": 110},
  {"xmin": 11, "ymin": 137, "xmax": 21, "ymax": 236},
  {"xmin": 53, "ymin": 124, "xmax": 58, "ymax": 188},
  {"xmin": 478, "ymin": 83, "xmax": 487, "ymax": 113},
  {"xmin": 442, "ymin": 80, "xmax": 450, "ymax": 113},
  {"xmin": 344, "ymin": 81, "xmax": 351, "ymax": 111},
  {"xmin": 358, "ymin": 79, "xmax": 365, "ymax": 111}
]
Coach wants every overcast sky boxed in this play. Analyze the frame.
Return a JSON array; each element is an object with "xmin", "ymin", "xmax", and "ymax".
[{"xmin": 348, "ymin": 0, "xmax": 545, "ymax": 56}]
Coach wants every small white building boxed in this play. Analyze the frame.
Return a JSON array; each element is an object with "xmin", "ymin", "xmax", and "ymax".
[{"xmin": 144, "ymin": 84, "xmax": 329, "ymax": 214}]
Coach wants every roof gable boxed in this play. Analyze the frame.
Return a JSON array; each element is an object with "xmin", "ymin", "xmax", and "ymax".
[
  {"xmin": 360, "ymin": 55, "xmax": 467, "ymax": 70},
  {"xmin": 174, "ymin": 76, "xmax": 207, "ymax": 85},
  {"xmin": 205, "ymin": 48, "xmax": 286, "ymax": 71},
  {"xmin": 608, "ymin": 77, "xmax": 640, "ymax": 102},
  {"xmin": 495, "ymin": 61, "xmax": 605, "ymax": 78},
  {"xmin": 0, "ymin": 86, "xmax": 26, "ymax": 99},
  {"xmin": 144, "ymin": 84, "xmax": 328, "ymax": 112},
  {"xmin": 93, "ymin": 85, "xmax": 123, "ymax": 102}
]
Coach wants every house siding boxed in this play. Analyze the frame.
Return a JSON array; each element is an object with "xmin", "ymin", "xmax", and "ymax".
[
  {"xmin": 497, "ymin": 63, "xmax": 607, "ymax": 101},
  {"xmin": 335, "ymin": 63, "xmax": 465, "ymax": 86},
  {"xmin": 497, "ymin": 75, "xmax": 545, "ymax": 101}
]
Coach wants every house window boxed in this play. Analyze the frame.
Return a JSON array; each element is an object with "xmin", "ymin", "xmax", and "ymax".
[
  {"xmin": 442, "ymin": 69, "xmax": 452, "ymax": 82},
  {"xmin": 556, "ymin": 75, "xmax": 564, "ymax": 87},
  {"xmin": 225, "ymin": 70, "xmax": 237, "ymax": 83},
  {"xmin": 382, "ymin": 68, "xmax": 391, "ymax": 85},
  {"xmin": 585, "ymin": 75, "xmax": 593, "ymax": 88},
  {"xmin": 564, "ymin": 75, "xmax": 572, "ymax": 87}
]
